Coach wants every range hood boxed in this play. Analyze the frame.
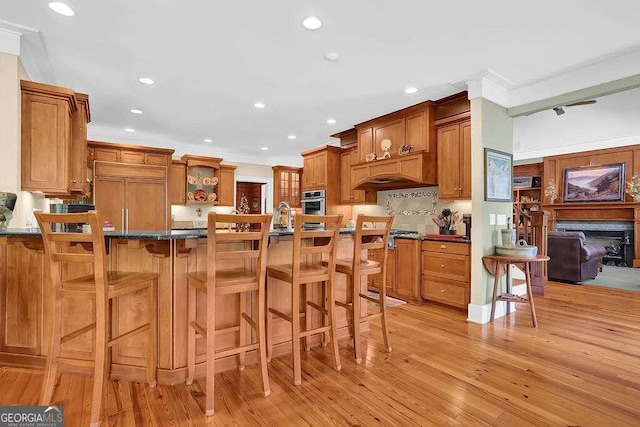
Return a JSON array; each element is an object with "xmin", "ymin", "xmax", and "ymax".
[{"xmin": 351, "ymin": 151, "xmax": 438, "ymax": 191}]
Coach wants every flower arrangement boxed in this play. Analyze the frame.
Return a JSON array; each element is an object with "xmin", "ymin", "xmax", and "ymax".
[
  {"xmin": 626, "ymin": 174, "xmax": 640, "ymax": 201},
  {"xmin": 432, "ymin": 208, "xmax": 459, "ymax": 231},
  {"xmin": 544, "ymin": 178, "xmax": 558, "ymax": 203}
]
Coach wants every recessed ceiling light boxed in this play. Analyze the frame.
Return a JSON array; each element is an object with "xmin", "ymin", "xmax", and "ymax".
[
  {"xmin": 124, "ymin": 128, "xmax": 135, "ymax": 132},
  {"xmin": 302, "ymin": 16, "xmax": 322, "ymax": 30},
  {"xmin": 130, "ymin": 109, "xmax": 143, "ymax": 114},
  {"xmin": 254, "ymin": 102, "xmax": 266, "ymax": 109},
  {"xmin": 325, "ymin": 52, "xmax": 339, "ymax": 62},
  {"xmin": 261, "ymin": 147, "xmax": 269, "ymax": 151},
  {"xmin": 203, "ymin": 138, "xmax": 213, "ymax": 143},
  {"xmin": 404, "ymin": 87, "xmax": 418, "ymax": 94},
  {"xmin": 326, "ymin": 118, "xmax": 336, "ymax": 124},
  {"xmin": 138, "ymin": 77, "xmax": 154, "ymax": 85},
  {"xmin": 48, "ymin": 2, "xmax": 75, "ymax": 16},
  {"xmin": 288, "ymin": 134, "xmax": 297, "ymax": 140}
]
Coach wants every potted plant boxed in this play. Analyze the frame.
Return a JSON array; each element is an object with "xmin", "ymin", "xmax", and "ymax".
[{"xmin": 626, "ymin": 174, "xmax": 640, "ymax": 202}]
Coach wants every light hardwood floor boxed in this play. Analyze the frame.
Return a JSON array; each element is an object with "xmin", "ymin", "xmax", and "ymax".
[{"xmin": 2, "ymin": 281, "xmax": 639, "ymax": 426}]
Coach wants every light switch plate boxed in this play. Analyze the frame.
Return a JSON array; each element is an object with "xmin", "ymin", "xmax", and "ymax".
[
  {"xmin": 497, "ymin": 214, "xmax": 507, "ymax": 226},
  {"xmin": 489, "ymin": 214, "xmax": 496, "ymax": 225}
]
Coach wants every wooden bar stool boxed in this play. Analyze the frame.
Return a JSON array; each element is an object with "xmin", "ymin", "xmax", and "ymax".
[
  {"xmin": 334, "ymin": 215, "xmax": 393, "ymax": 364},
  {"xmin": 186, "ymin": 213, "xmax": 272, "ymax": 416},
  {"xmin": 36, "ymin": 211, "xmax": 158, "ymax": 427},
  {"xmin": 266, "ymin": 214, "xmax": 343, "ymax": 386}
]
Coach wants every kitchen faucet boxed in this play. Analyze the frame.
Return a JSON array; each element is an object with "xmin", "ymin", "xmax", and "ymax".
[{"xmin": 274, "ymin": 201, "xmax": 292, "ymax": 231}]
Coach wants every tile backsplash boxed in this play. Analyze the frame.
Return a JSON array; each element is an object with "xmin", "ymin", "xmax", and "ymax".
[{"xmin": 352, "ymin": 187, "xmax": 471, "ymax": 235}]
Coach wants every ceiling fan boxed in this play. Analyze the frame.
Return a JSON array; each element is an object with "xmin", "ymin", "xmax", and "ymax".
[{"xmin": 552, "ymin": 100, "xmax": 597, "ymax": 115}]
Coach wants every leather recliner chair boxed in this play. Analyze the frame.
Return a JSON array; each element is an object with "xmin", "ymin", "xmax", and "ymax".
[{"xmin": 547, "ymin": 231, "xmax": 607, "ymax": 284}]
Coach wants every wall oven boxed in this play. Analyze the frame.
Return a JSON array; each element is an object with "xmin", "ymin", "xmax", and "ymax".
[{"xmin": 301, "ymin": 190, "xmax": 326, "ymax": 226}]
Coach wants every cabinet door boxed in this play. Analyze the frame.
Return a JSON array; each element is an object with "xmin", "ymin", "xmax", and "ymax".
[
  {"xmin": 437, "ymin": 124, "xmax": 460, "ymax": 199},
  {"xmin": 94, "ymin": 147, "xmax": 120, "ymax": 162},
  {"xmin": 373, "ymin": 118, "xmax": 405, "ymax": 158},
  {"xmin": 21, "ymin": 93, "xmax": 71, "ymax": 194},
  {"xmin": 217, "ymin": 166, "xmax": 236, "ymax": 206},
  {"xmin": 290, "ymin": 170, "xmax": 301, "ymax": 207},
  {"xmin": 145, "ymin": 152, "xmax": 169, "ymax": 166},
  {"xmin": 69, "ymin": 98, "xmax": 88, "ymax": 193},
  {"xmin": 459, "ymin": 121, "xmax": 472, "ymax": 199},
  {"xmin": 120, "ymin": 150, "xmax": 146, "ymax": 164},
  {"xmin": 394, "ymin": 239, "xmax": 420, "ymax": 300},
  {"xmin": 302, "ymin": 156, "xmax": 315, "ymax": 190},
  {"xmin": 357, "ymin": 127, "xmax": 373, "ymax": 162},
  {"xmin": 94, "ymin": 176, "xmax": 126, "ymax": 230},
  {"xmin": 313, "ymin": 152, "xmax": 328, "ymax": 187},
  {"xmin": 125, "ymin": 179, "xmax": 167, "ymax": 230},
  {"xmin": 169, "ymin": 162, "xmax": 186, "ymax": 205},
  {"xmin": 406, "ymin": 111, "xmax": 426, "ymax": 152},
  {"xmin": 340, "ymin": 151, "xmax": 353, "ymax": 204}
]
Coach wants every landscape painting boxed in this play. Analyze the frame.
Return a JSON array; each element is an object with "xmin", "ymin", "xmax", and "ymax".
[{"xmin": 562, "ymin": 163, "xmax": 625, "ymax": 203}]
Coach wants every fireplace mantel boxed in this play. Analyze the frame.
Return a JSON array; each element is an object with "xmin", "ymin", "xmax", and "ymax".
[{"xmin": 543, "ymin": 202, "xmax": 640, "ymax": 267}]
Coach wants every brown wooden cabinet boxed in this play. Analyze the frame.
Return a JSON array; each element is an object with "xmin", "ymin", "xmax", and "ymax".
[
  {"xmin": 421, "ymin": 240, "xmax": 470, "ymax": 309},
  {"xmin": 301, "ymin": 145, "xmax": 342, "ymax": 192},
  {"xmin": 368, "ymin": 238, "xmax": 422, "ymax": 305},
  {"xmin": 89, "ymin": 141, "xmax": 172, "ymax": 168},
  {"xmin": 69, "ymin": 92, "xmax": 91, "ymax": 194},
  {"xmin": 357, "ymin": 127, "xmax": 373, "ymax": 162},
  {"xmin": 217, "ymin": 165, "xmax": 237, "ymax": 206},
  {"xmin": 93, "ymin": 162, "xmax": 169, "ymax": 230},
  {"xmin": 272, "ymin": 165, "xmax": 302, "ymax": 208},
  {"xmin": 169, "ymin": 160, "xmax": 187, "ymax": 205},
  {"xmin": 21, "ymin": 80, "xmax": 81, "ymax": 196},
  {"xmin": 340, "ymin": 150, "xmax": 376, "ymax": 204},
  {"xmin": 437, "ymin": 120, "xmax": 471, "ymax": 200}
]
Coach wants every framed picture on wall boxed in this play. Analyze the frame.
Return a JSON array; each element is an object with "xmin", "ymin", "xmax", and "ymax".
[
  {"xmin": 562, "ymin": 163, "xmax": 625, "ymax": 202},
  {"xmin": 484, "ymin": 148, "xmax": 513, "ymax": 202}
]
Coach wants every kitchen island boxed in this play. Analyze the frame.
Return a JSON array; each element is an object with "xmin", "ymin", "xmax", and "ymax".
[{"xmin": 0, "ymin": 228, "xmax": 364, "ymax": 385}]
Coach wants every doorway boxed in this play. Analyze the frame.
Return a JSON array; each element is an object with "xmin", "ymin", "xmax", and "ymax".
[{"xmin": 236, "ymin": 181, "xmax": 265, "ymax": 214}]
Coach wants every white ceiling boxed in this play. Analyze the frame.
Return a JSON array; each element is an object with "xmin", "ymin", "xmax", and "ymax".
[{"xmin": 2, "ymin": 1, "xmax": 640, "ymax": 165}]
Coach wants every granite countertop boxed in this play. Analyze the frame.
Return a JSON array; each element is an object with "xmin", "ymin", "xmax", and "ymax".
[{"xmin": 0, "ymin": 227, "xmax": 357, "ymax": 240}]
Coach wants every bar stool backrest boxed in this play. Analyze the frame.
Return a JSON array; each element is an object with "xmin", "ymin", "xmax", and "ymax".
[
  {"xmin": 291, "ymin": 214, "xmax": 343, "ymax": 281},
  {"xmin": 35, "ymin": 210, "xmax": 108, "ymax": 298},
  {"xmin": 206, "ymin": 213, "xmax": 273, "ymax": 284}
]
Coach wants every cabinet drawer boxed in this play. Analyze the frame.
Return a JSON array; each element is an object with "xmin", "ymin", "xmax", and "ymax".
[
  {"xmin": 421, "ymin": 240, "xmax": 469, "ymax": 255},
  {"xmin": 421, "ymin": 277, "xmax": 468, "ymax": 308},
  {"xmin": 422, "ymin": 252, "xmax": 469, "ymax": 282}
]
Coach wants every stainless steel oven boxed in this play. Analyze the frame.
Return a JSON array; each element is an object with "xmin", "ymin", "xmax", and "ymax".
[{"xmin": 301, "ymin": 190, "xmax": 326, "ymax": 221}]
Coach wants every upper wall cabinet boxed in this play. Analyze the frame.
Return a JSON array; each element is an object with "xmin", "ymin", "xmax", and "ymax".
[
  {"xmin": 21, "ymin": 80, "xmax": 86, "ymax": 196},
  {"xmin": 169, "ymin": 160, "xmax": 187, "ymax": 205},
  {"xmin": 176, "ymin": 155, "xmax": 236, "ymax": 206},
  {"xmin": 88, "ymin": 141, "xmax": 173, "ymax": 168},
  {"xmin": 301, "ymin": 145, "xmax": 342, "ymax": 193},
  {"xmin": 272, "ymin": 165, "xmax": 302, "ymax": 208},
  {"xmin": 437, "ymin": 120, "xmax": 471, "ymax": 200},
  {"xmin": 355, "ymin": 101, "xmax": 436, "ymax": 162},
  {"xmin": 70, "ymin": 93, "xmax": 91, "ymax": 194}
]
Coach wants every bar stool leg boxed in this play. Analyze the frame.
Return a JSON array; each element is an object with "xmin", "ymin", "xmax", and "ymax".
[
  {"xmin": 147, "ymin": 280, "xmax": 158, "ymax": 386},
  {"xmin": 525, "ymin": 262, "xmax": 538, "ymax": 328},
  {"xmin": 255, "ymin": 285, "xmax": 270, "ymax": 397},
  {"xmin": 266, "ymin": 283, "xmax": 273, "ymax": 362},
  {"xmin": 239, "ymin": 293, "xmax": 247, "ymax": 370},
  {"xmin": 304, "ymin": 284, "xmax": 311, "ymax": 352},
  {"xmin": 89, "ymin": 296, "xmax": 109, "ymax": 427},
  {"xmin": 40, "ymin": 296, "xmax": 62, "ymax": 406},
  {"xmin": 327, "ymin": 276, "xmax": 341, "ymax": 372},
  {"xmin": 205, "ymin": 282, "xmax": 216, "ymax": 416},
  {"xmin": 291, "ymin": 282, "xmax": 302, "ymax": 386},
  {"xmin": 378, "ymin": 276, "xmax": 392, "ymax": 352},
  {"xmin": 186, "ymin": 283, "xmax": 197, "ymax": 385},
  {"xmin": 321, "ymin": 282, "xmax": 329, "ymax": 347},
  {"xmin": 352, "ymin": 275, "xmax": 363, "ymax": 364}
]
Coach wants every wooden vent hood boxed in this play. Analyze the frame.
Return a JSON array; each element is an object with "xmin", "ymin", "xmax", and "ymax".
[
  {"xmin": 350, "ymin": 100, "xmax": 438, "ymax": 190},
  {"xmin": 351, "ymin": 152, "xmax": 437, "ymax": 190}
]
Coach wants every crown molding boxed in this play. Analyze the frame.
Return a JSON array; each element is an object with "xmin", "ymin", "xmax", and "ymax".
[
  {"xmin": 0, "ymin": 27, "xmax": 20, "ymax": 56},
  {"xmin": 0, "ymin": 19, "xmax": 53, "ymax": 83}
]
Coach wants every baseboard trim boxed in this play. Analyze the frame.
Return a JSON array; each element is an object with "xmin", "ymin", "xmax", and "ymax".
[{"xmin": 467, "ymin": 300, "xmax": 517, "ymax": 324}]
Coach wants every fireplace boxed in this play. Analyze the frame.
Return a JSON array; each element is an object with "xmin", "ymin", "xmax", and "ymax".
[{"xmin": 555, "ymin": 221, "xmax": 635, "ymax": 267}]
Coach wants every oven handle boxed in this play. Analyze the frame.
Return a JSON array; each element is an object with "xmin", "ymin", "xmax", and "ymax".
[{"xmin": 302, "ymin": 197, "xmax": 325, "ymax": 202}]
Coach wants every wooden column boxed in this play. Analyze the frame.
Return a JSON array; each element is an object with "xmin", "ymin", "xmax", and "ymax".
[{"xmin": 529, "ymin": 211, "xmax": 549, "ymax": 296}]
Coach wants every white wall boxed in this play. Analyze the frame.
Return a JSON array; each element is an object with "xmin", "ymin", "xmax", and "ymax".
[{"xmin": 513, "ymin": 87, "xmax": 640, "ymax": 161}]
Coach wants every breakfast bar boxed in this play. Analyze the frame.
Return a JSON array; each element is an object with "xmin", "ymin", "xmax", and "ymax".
[{"xmin": 0, "ymin": 228, "xmax": 364, "ymax": 385}]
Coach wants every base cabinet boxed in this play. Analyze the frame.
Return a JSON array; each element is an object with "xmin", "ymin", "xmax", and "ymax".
[
  {"xmin": 421, "ymin": 240, "xmax": 470, "ymax": 309},
  {"xmin": 368, "ymin": 238, "xmax": 422, "ymax": 305}
]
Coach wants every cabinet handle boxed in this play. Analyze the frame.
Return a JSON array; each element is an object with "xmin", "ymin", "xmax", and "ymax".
[
  {"xmin": 440, "ymin": 264, "xmax": 445, "ymax": 268},
  {"xmin": 121, "ymin": 209, "xmax": 125, "ymax": 231},
  {"xmin": 71, "ymin": 180, "xmax": 77, "ymax": 183},
  {"xmin": 440, "ymin": 244, "xmax": 446, "ymax": 249},
  {"xmin": 125, "ymin": 208, "xmax": 129, "ymax": 232},
  {"xmin": 441, "ymin": 289, "xmax": 445, "ymax": 293}
]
